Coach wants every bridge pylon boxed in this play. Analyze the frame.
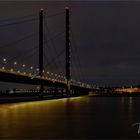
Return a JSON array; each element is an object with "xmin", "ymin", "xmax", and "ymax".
[
  {"xmin": 39, "ymin": 8, "xmax": 44, "ymax": 96},
  {"xmin": 65, "ymin": 7, "xmax": 71, "ymax": 96}
]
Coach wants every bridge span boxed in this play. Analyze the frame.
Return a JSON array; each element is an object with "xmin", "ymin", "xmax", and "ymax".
[
  {"xmin": 0, "ymin": 69, "xmax": 92, "ymax": 95},
  {"xmin": 0, "ymin": 7, "xmax": 93, "ymax": 96}
]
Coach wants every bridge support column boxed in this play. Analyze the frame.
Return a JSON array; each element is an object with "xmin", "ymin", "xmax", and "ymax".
[
  {"xmin": 39, "ymin": 9, "xmax": 44, "ymax": 97},
  {"xmin": 65, "ymin": 7, "xmax": 71, "ymax": 97}
]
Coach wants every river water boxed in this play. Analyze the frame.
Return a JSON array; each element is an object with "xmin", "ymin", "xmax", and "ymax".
[{"xmin": 0, "ymin": 96, "xmax": 140, "ymax": 139}]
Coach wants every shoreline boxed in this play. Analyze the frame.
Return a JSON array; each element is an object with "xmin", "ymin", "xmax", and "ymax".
[
  {"xmin": 89, "ymin": 92, "xmax": 140, "ymax": 97},
  {"xmin": 0, "ymin": 92, "xmax": 140, "ymax": 104},
  {"xmin": 0, "ymin": 94, "xmax": 88, "ymax": 104}
]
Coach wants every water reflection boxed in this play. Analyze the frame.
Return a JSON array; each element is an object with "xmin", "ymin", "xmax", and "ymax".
[
  {"xmin": 0, "ymin": 96, "xmax": 139, "ymax": 139},
  {"xmin": 121, "ymin": 97, "xmax": 125, "ymax": 104},
  {"xmin": 121, "ymin": 97, "xmax": 134, "ymax": 117},
  {"xmin": 0, "ymin": 97, "xmax": 85, "ymax": 137},
  {"xmin": 128, "ymin": 97, "xmax": 133, "ymax": 114},
  {"xmin": 65, "ymin": 98, "xmax": 73, "ymax": 116}
]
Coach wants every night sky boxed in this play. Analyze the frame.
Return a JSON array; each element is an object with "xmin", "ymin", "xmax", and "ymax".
[{"xmin": 0, "ymin": 1, "xmax": 140, "ymax": 89}]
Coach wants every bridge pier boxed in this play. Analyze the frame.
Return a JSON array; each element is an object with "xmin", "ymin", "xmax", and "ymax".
[{"xmin": 39, "ymin": 85, "xmax": 44, "ymax": 99}]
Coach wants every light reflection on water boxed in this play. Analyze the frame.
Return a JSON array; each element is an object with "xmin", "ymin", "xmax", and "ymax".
[
  {"xmin": 121, "ymin": 97, "xmax": 133, "ymax": 114},
  {"xmin": 0, "ymin": 96, "xmax": 140, "ymax": 139},
  {"xmin": 0, "ymin": 96, "xmax": 85, "ymax": 138},
  {"xmin": 128, "ymin": 97, "xmax": 133, "ymax": 114}
]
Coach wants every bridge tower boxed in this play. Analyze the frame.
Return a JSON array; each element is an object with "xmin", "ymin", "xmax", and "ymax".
[
  {"xmin": 39, "ymin": 9, "xmax": 44, "ymax": 95},
  {"xmin": 65, "ymin": 7, "xmax": 71, "ymax": 96}
]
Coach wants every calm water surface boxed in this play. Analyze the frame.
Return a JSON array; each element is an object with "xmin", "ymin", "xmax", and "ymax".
[{"xmin": 0, "ymin": 96, "xmax": 140, "ymax": 139}]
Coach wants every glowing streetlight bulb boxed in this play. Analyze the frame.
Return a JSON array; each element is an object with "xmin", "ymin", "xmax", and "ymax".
[
  {"xmin": 3, "ymin": 58, "xmax": 7, "ymax": 63},
  {"xmin": 22, "ymin": 64, "xmax": 26, "ymax": 67},
  {"xmin": 30, "ymin": 66, "xmax": 33, "ymax": 70},
  {"xmin": 3, "ymin": 58, "xmax": 6, "ymax": 61},
  {"xmin": 14, "ymin": 61, "xmax": 17, "ymax": 65},
  {"xmin": 2, "ymin": 67, "xmax": 5, "ymax": 70},
  {"xmin": 65, "ymin": 6, "xmax": 69, "ymax": 10}
]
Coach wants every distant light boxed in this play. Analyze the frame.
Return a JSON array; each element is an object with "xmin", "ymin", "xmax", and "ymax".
[
  {"xmin": 14, "ymin": 61, "xmax": 17, "ymax": 65},
  {"xmin": 10, "ymin": 69, "xmax": 13, "ymax": 72},
  {"xmin": 65, "ymin": 6, "xmax": 69, "ymax": 10},
  {"xmin": 23, "ymin": 72, "xmax": 26, "ymax": 74},
  {"xmin": 36, "ymin": 86, "xmax": 40, "ymax": 89},
  {"xmin": 2, "ymin": 67, "xmax": 5, "ymax": 70},
  {"xmin": 40, "ymin": 8, "xmax": 44, "ymax": 11},
  {"xmin": 17, "ymin": 70, "xmax": 20, "ymax": 73},
  {"xmin": 30, "ymin": 66, "xmax": 33, "ymax": 70},
  {"xmin": 22, "ymin": 64, "xmax": 26, "ymax": 67},
  {"xmin": 3, "ymin": 58, "xmax": 7, "ymax": 63},
  {"xmin": 43, "ymin": 70, "xmax": 45, "ymax": 73},
  {"xmin": 37, "ymin": 68, "xmax": 39, "ymax": 71},
  {"xmin": 3, "ymin": 58, "xmax": 6, "ymax": 61}
]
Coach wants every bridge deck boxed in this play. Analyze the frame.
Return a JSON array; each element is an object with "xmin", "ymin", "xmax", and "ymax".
[{"xmin": 0, "ymin": 69, "xmax": 91, "ymax": 91}]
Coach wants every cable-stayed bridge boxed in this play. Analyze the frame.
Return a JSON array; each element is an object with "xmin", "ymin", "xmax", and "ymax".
[{"xmin": 0, "ymin": 7, "xmax": 93, "ymax": 96}]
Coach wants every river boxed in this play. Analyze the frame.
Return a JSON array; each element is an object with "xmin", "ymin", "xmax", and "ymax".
[{"xmin": 0, "ymin": 96, "xmax": 140, "ymax": 139}]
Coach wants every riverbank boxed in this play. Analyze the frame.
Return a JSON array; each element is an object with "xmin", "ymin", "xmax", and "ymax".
[
  {"xmin": 0, "ymin": 93, "xmax": 89, "ymax": 104},
  {"xmin": 0, "ymin": 92, "xmax": 140, "ymax": 104}
]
